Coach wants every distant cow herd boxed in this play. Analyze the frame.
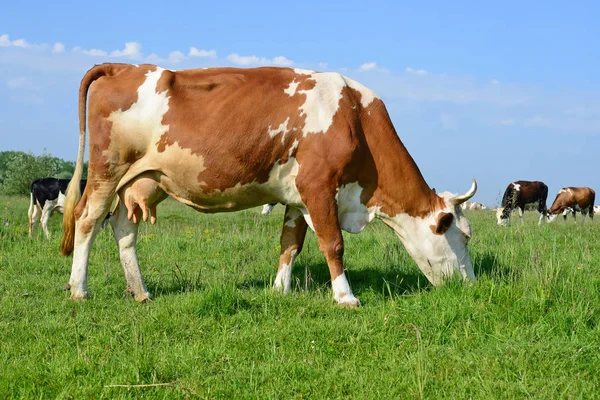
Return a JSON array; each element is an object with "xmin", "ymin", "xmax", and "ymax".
[
  {"xmin": 21, "ymin": 63, "xmax": 598, "ymax": 305},
  {"xmin": 496, "ymin": 180, "xmax": 595, "ymax": 226}
]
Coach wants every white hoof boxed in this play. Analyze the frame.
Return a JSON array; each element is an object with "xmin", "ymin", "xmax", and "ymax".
[{"xmin": 335, "ymin": 294, "xmax": 360, "ymax": 307}]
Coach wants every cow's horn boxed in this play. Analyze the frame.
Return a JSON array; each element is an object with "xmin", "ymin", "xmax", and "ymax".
[{"xmin": 449, "ymin": 179, "xmax": 477, "ymax": 206}]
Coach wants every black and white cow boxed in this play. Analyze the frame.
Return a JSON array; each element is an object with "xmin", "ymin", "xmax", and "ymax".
[
  {"xmin": 496, "ymin": 180, "xmax": 548, "ymax": 226},
  {"xmin": 28, "ymin": 178, "xmax": 87, "ymax": 238}
]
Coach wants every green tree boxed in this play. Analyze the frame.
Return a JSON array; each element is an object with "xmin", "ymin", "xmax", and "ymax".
[{"xmin": 0, "ymin": 151, "xmax": 62, "ymax": 195}]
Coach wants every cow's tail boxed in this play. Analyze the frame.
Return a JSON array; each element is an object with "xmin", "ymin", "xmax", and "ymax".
[{"xmin": 60, "ymin": 64, "xmax": 113, "ymax": 256}]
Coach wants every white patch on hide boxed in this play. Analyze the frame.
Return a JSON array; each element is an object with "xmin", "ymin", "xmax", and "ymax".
[
  {"xmin": 274, "ymin": 249, "xmax": 297, "ymax": 293},
  {"xmin": 343, "ymin": 76, "xmax": 377, "ymax": 108},
  {"xmin": 336, "ymin": 182, "xmax": 377, "ymax": 233},
  {"xmin": 297, "ymin": 72, "xmax": 345, "ymax": 136},
  {"xmin": 288, "ymin": 139, "xmax": 299, "ymax": 157},
  {"xmin": 284, "ymin": 80, "xmax": 299, "ymax": 96},
  {"xmin": 294, "ymin": 68, "xmax": 314, "ymax": 75},
  {"xmin": 268, "ymin": 117, "xmax": 291, "ymax": 142},
  {"xmin": 284, "ymin": 207, "xmax": 303, "ymax": 228},
  {"xmin": 108, "ymin": 68, "xmax": 170, "ymax": 141}
]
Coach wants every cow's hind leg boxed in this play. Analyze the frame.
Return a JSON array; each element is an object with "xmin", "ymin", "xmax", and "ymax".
[
  {"xmin": 112, "ymin": 176, "xmax": 168, "ymax": 301},
  {"xmin": 68, "ymin": 185, "xmax": 115, "ymax": 299},
  {"xmin": 40, "ymin": 200, "xmax": 56, "ymax": 239},
  {"xmin": 28, "ymin": 197, "xmax": 41, "ymax": 237},
  {"xmin": 537, "ymin": 211, "xmax": 545, "ymax": 225},
  {"xmin": 274, "ymin": 206, "xmax": 308, "ymax": 293}
]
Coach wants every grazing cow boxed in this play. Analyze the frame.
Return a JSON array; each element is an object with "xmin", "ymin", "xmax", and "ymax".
[
  {"xmin": 547, "ymin": 187, "xmax": 595, "ymax": 224},
  {"xmin": 496, "ymin": 180, "xmax": 548, "ymax": 226},
  {"xmin": 594, "ymin": 205, "xmax": 600, "ymax": 215},
  {"xmin": 28, "ymin": 178, "xmax": 87, "ymax": 238},
  {"xmin": 60, "ymin": 63, "xmax": 477, "ymax": 305},
  {"xmin": 461, "ymin": 201, "xmax": 487, "ymax": 210}
]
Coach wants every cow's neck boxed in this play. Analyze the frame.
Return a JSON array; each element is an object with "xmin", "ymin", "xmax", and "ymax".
[{"xmin": 364, "ymin": 120, "xmax": 441, "ymax": 220}]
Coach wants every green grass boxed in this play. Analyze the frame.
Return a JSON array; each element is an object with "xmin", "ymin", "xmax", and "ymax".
[{"xmin": 1, "ymin": 195, "xmax": 599, "ymax": 399}]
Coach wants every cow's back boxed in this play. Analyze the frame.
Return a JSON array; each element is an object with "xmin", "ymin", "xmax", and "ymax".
[{"xmin": 90, "ymin": 65, "xmax": 374, "ymax": 211}]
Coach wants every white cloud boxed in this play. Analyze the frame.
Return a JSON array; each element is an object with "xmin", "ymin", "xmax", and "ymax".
[
  {"xmin": 317, "ymin": 62, "xmax": 329, "ymax": 70},
  {"xmin": 6, "ymin": 77, "xmax": 39, "ymax": 91},
  {"xmin": 406, "ymin": 67, "xmax": 428, "ymax": 76},
  {"xmin": 272, "ymin": 56, "xmax": 293, "ymax": 66},
  {"xmin": 499, "ymin": 119, "xmax": 516, "ymax": 126},
  {"xmin": 189, "ymin": 47, "xmax": 216, "ymax": 57},
  {"xmin": 0, "ymin": 34, "xmax": 29, "ymax": 48},
  {"xmin": 168, "ymin": 50, "xmax": 185, "ymax": 64},
  {"xmin": 84, "ymin": 48, "xmax": 108, "ymax": 56},
  {"xmin": 52, "ymin": 43, "xmax": 65, "ymax": 53},
  {"xmin": 227, "ymin": 53, "xmax": 293, "ymax": 66},
  {"xmin": 491, "ymin": 79, "xmax": 501, "ymax": 85},
  {"xmin": 12, "ymin": 38, "xmax": 29, "ymax": 48},
  {"xmin": 227, "ymin": 53, "xmax": 265, "ymax": 65},
  {"xmin": 145, "ymin": 53, "xmax": 163, "ymax": 63},
  {"xmin": 359, "ymin": 62, "xmax": 377, "ymax": 72},
  {"xmin": 110, "ymin": 42, "xmax": 142, "ymax": 59}
]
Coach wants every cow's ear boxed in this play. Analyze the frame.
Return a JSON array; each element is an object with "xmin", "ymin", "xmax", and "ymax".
[{"xmin": 431, "ymin": 212, "xmax": 454, "ymax": 235}]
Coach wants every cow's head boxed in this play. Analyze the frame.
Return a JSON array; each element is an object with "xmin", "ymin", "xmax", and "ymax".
[
  {"xmin": 546, "ymin": 207, "xmax": 570, "ymax": 223},
  {"xmin": 496, "ymin": 207, "xmax": 511, "ymax": 226},
  {"xmin": 381, "ymin": 180, "xmax": 477, "ymax": 286}
]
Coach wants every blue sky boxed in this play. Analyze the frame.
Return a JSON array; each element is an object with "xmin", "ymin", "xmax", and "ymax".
[{"xmin": 1, "ymin": 0, "xmax": 599, "ymax": 206}]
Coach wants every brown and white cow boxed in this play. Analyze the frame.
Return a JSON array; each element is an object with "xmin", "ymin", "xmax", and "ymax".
[
  {"xmin": 461, "ymin": 201, "xmax": 487, "ymax": 210},
  {"xmin": 547, "ymin": 187, "xmax": 595, "ymax": 224},
  {"xmin": 60, "ymin": 63, "xmax": 477, "ymax": 306},
  {"xmin": 496, "ymin": 180, "xmax": 548, "ymax": 226}
]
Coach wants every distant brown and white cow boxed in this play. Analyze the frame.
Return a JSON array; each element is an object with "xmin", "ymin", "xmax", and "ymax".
[
  {"xmin": 60, "ymin": 63, "xmax": 477, "ymax": 305},
  {"xmin": 461, "ymin": 201, "xmax": 487, "ymax": 210},
  {"xmin": 28, "ymin": 178, "xmax": 87, "ymax": 238},
  {"xmin": 496, "ymin": 180, "xmax": 548, "ymax": 226},
  {"xmin": 547, "ymin": 187, "xmax": 595, "ymax": 224}
]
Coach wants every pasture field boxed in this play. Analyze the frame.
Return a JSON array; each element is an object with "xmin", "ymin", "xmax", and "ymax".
[{"xmin": 1, "ymin": 194, "xmax": 599, "ymax": 399}]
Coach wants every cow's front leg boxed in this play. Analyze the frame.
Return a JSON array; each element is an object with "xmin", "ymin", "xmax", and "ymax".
[
  {"xmin": 537, "ymin": 211, "xmax": 545, "ymax": 225},
  {"xmin": 110, "ymin": 199, "xmax": 151, "ymax": 302},
  {"xmin": 300, "ymin": 187, "xmax": 360, "ymax": 307},
  {"xmin": 274, "ymin": 206, "xmax": 308, "ymax": 293},
  {"xmin": 28, "ymin": 204, "xmax": 41, "ymax": 237}
]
